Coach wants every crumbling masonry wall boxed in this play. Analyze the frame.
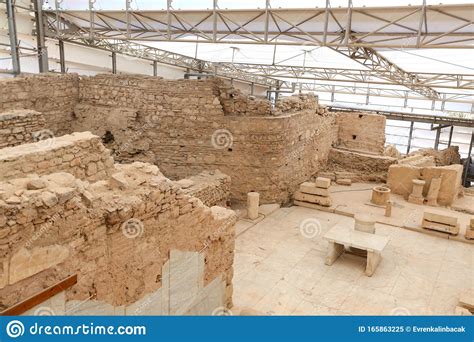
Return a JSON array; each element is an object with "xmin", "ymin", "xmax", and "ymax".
[
  {"xmin": 76, "ymin": 74, "xmax": 338, "ymax": 203},
  {"xmin": 0, "ymin": 136, "xmax": 236, "ymax": 314},
  {"xmin": 0, "ymin": 132, "xmax": 115, "ymax": 183},
  {"xmin": 0, "ymin": 110, "xmax": 46, "ymax": 148},
  {"xmin": 0, "ymin": 73, "xmax": 79, "ymax": 136},
  {"xmin": 336, "ymin": 112, "xmax": 386, "ymax": 154}
]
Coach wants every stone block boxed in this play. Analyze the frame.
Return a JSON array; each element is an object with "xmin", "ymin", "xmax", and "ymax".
[
  {"xmin": 423, "ymin": 211, "xmax": 458, "ymax": 226},
  {"xmin": 9, "ymin": 245, "xmax": 70, "ymax": 284},
  {"xmin": 0, "ymin": 260, "xmax": 8, "ymax": 289},
  {"xmin": 294, "ymin": 191, "xmax": 332, "ymax": 207},
  {"xmin": 422, "ymin": 219, "xmax": 459, "ymax": 235},
  {"xmin": 315, "ymin": 177, "xmax": 331, "ymax": 189},
  {"xmin": 299, "ymin": 182, "xmax": 330, "ymax": 197},
  {"xmin": 336, "ymin": 178, "xmax": 351, "ymax": 186}
]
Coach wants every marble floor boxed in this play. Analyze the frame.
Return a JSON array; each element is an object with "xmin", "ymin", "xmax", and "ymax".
[{"xmin": 232, "ymin": 205, "xmax": 473, "ymax": 315}]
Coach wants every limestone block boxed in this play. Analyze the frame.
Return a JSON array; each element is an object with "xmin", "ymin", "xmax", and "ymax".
[
  {"xmin": 126, "ymin": 288, "xmax": 163, "ymax": 315},
  {"xmin": 9, "ymin": 245, "xmax": 70, "ymax": 284},
  {"xmin": 336, "ymin": 178, "xmax": 351, "ymax": 186},
  {"xmin": 384, "ymin": 201, "xmax": 392, "ymax": 217},
  {"xmin": 423, "ymin": 211, "xmax": 458, "ymax": 226},
  {"xmin": 109, "ymin": 173, "xmax": 129, "ymax": 190},
  {"xmin": 421, "ymin": 165, "xmax": 463, "ymax": 206},
  {"xmin": 294, "ymin": 191, "xmax": 332, "ymax": 207},
  {"xmin": 471, "ymin": 218, "xmax": 474, "ymax": 229},
  {"xmin": 247, "ymin": 192, "xmax": 260, "ymax": 220},
  {"xmin": 299, "ymin": 182, "xmax": 330, "ymax": 197},
  {"xmin": 27, "ymin": 179, "xmax": 46, "ymax": 190},
  {"xmin": 426, "ymin": 177, "xmax": 441, "ymax": 206},
  {"xmin": 315, "ymin": 177, "xmax": 331, "ymax": 189},
  {"xmin": 465, "ymin": 229, "xmax": 474, "ymax": 240},
  {"xmin": 65, "ymin": 300, "xmax": 116, "ymax": 316},
  {"xmin": 40, "ymin": 191, "xmax": 59, "ymax": 207},
  {"xmin": 387, "ymin": 165, "xmax": 422, "ymax": 197},
  {"xmin": 422, "ymin": 219, "xmax": 459, "ymax": 235}
]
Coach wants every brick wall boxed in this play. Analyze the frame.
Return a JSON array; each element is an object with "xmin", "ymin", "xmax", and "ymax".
[
  {"xmin": 76, "ymin": 74, "xmax": 338, "ymax": 203},
  {"xmin": 0, "ymin": 110, "xmax": 46, "ymax": 148},
  {"xmin": 0, "ymin": 161, "xmax": 236, "ymax": 313},
  {"xmin": 0, "ymin": 132, "xmax": 115, "ymax": 182},
  {"xmin": 336, "ymin": 112, "xmax": 386, "ymax": 154},
  {"xmin": 180, "ymin": 170, "xmax": 231, "ymax": 207},
  {"xmin": 0, "ymin": 73, "xmax": 79, "ymax": 136}
]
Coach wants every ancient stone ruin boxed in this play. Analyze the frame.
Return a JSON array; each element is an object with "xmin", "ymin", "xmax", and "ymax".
[{"xmin": 0, "ymin": 73, "xmax": 472, "ymax": 317}]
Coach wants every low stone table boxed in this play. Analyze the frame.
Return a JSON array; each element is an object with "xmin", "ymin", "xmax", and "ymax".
[{"xmin": 323, "ymin": 224, "xmax": 389, "ymax": 277}]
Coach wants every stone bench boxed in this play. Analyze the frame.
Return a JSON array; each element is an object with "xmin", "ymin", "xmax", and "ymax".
[{"xmin": 323, "ymin": 225, "xmax": 389, "ymax": 276}]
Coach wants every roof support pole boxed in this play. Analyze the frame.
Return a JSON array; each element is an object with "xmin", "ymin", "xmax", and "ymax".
[
  {"xmin": 6, "ymin": 0, "xmax": 20, "ymax": 75},
  {"xmin": 153, "ymin": 60, "xmax": 157, "ymax": 76},
  {"xmin": 323, "ymin": 0, "xmax": 330, "ymax": 45},
  {"xmin": 434, "ymin": 126, "xmax": 441, "ymax": 150},
  {"xmin": 111, "ymin": 51, "xmax": 117, "ymax": 74},
  {"xmin": 33, "ymin": 0, "xmax": 49, "ymax": 73},
  {"xmin": 167, "ymin": 0, "xmax": 172, "ymax": 40},
  {"xmin": 448, "ymin": 125, "xmax": 454, "ymax": 147},
  {"xmin": 343, "ymin": 0, "xmax": 353, "ymax": 46},
  {"xmin": 126, "ymin": 0, "xmax": 132, "ymax": 39},
  {"xmin": 407, "ymin": 121, "xmax": 414, "ymax": 154},
  {"xmin": 264, "ymin": 0, "xmax": 270, "ymax": 43},
  {"xmin": 417, "ymin": 0, "xmax": 426, "ymax": 47},
  {"xmin": 58, "ymin": 39, "xmax": 65, "ymax": 73},
  {"xmin": 88, "ymin": 0, "xmax": 95, "ymax": 40},
  {"xmin": 213, "ymin": 0, "xmax": 218, "ymax": 43}
]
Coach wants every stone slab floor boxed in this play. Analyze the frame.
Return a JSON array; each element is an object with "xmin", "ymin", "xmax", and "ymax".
[{"xmin": 232, "ymin": 206, "xmax": 473, "ymax": 315}]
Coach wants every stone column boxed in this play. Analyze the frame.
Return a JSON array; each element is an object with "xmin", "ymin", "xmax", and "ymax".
[
  {"xmin": 426, "ymin": 177, "xmax": 441, "ymax": 206},
  {"xmin": 247, "ymin": 192, "xmax": 259, "ymax": 220},
  {"xmin": 408, "ymin": 179, "xmax": 425, "ymax": 205},
  {"xmin": 371, "ymin": 186, "xmax": 391, "ymax": 206},
  {"xmin": 351, "ymin": 213, "xmax": 376, "ymax": 257},
  {"xmin": 354, "ymin": 213, "xmax": 376, "ymax": 234},
  {"xmin": 385, "ymin": 201, "xmax": 392, "ymax": 217}
]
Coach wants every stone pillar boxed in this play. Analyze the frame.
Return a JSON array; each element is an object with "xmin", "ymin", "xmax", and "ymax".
[
  {"xmin": 247, "ymin": 192, "xmax": 259, "ymax": 220},
  {"xmin": 350, "ymin": 213, "xmax": 376, "ymax": 257},
  {"xmin": 408, "ymin": 179, "xmax": 425, "ymax": 205},
  {"xmin": 426, "ymin": 177, "xmax": 441, "ymax": 206},
  {"xmin": 354, "ymin": 213, "xmax": 376, "ymax": 234},
  {"xmin": 385, "ymin": 201, "xmax": 392, "ymax": 217},
  {"xmin": 371, "ymin": 186, "xmax": 391, "ymax": 206}
]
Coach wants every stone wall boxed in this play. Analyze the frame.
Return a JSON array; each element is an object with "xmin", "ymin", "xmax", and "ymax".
[
  {"xmin": 324, "ymin": 147, "xmax": 398, "ymax": 182},
  {"xmin": 387, "ymin": 164, "xmax": 463, "ymax": 206},
  {"xmin": 0, "ymin": 132, "xmax": 115, "ymax": 183},
  {"xmin": 336, "ymin": 112, "xmax": 386, "ymax": 154},
  {"xmin": 0, "ymin": 73, "xmax": 79, "ymax": 136},
  {"xmin": 0, "ymin": 156, "xmax": 236, "ymax": 314},
  {"xmin": 76, "ymin": 74, "xmax": 338, "ymax": 203},
  {"xmin": 0, "ymin": 110, "xmax": 46, "ymax": 148},
  {"xmin": 179, "ymin": 170, "xmax": 231, "ymax": 207}
]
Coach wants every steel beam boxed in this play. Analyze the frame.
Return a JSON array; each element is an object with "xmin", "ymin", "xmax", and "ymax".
[
  {"xmin": 6, "ymin": 0, "xmax": 20, "ymax": 75},
  {"xmin": 42, "ymin": 4, "xmax": 474, "ymax": 48},
  {"xmin": 33, "ymin": 0, "xmax": 49, "ymax": 72}
]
